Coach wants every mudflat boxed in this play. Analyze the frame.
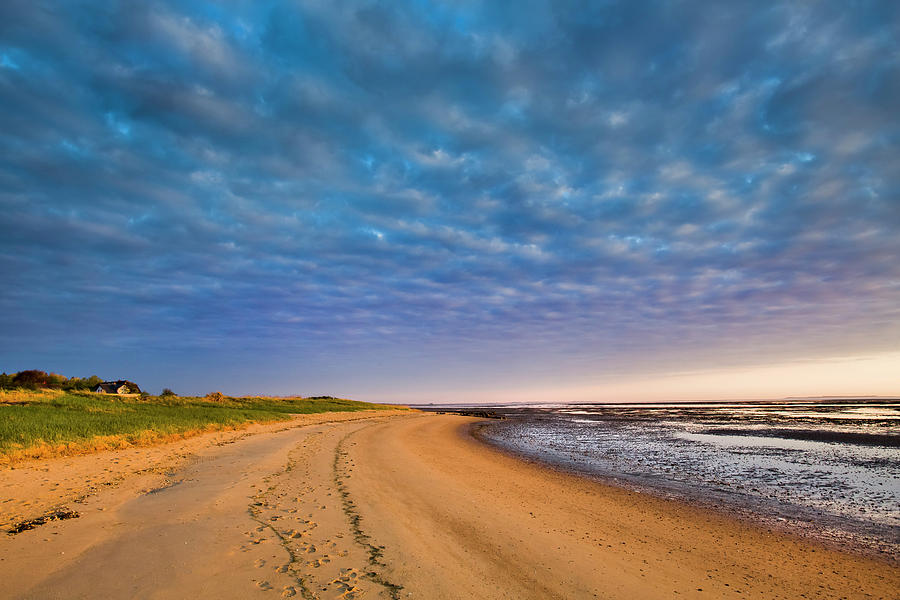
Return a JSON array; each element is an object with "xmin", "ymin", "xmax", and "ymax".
[{"xmin": 1, "ymin": 412, "xmax": 896, "ymax": 599}]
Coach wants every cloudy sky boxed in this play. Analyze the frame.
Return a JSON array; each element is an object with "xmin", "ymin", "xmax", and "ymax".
[{"xmin": 1, "ymin": 1, "xmax": 898, "ymax": 401}]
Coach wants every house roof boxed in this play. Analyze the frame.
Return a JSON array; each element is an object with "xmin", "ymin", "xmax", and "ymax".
[{"xmin": 96, "ymin": 380, "xmax": 129, "ymax": 393}]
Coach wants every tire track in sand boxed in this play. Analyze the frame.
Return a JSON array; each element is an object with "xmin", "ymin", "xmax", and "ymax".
[
  {"xmin": 246, "ymin": 419, "xmax": 404, "ymax": 599},
  {"xmin": 333, "ymin": 429, "xmax": 404, "ymax": 599}
]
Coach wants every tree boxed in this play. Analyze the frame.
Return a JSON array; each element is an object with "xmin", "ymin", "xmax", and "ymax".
[
  {"xmin": 160, "ymin": 388, "xmax": 176, "ymax": 397},
  {"xmin": 62, "ymin": 377, "xmax": 81, "ymax": 391},
  {"xmin": 12, "ymin": 370, "xmax": 50, "ymax": 389},
  {"xmin": 84, "ymin": 375, "xmax": 103, "ymax": 390},
  {"xmin": 46, "ymin": 373, "xmax": 67, "ymax": 389}
]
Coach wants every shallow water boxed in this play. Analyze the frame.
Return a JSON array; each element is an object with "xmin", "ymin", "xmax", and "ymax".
[{"xmin": 454, "ymin": 400, "xmax": 900, "ymax": 558}]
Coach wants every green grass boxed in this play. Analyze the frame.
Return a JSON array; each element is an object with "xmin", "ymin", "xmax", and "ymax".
[{"xmin": 0, "ymin": 390, "xmax": 401, "ymax": 463}]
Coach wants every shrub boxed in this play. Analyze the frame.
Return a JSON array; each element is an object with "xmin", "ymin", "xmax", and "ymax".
[
  {"xmin": 12, "ymin": 370, "xmax": 50, "ymax": 389},
  {"xmin": 160, "ymin": 388, "xmax": 176, "ymax": 397},
  {"xmin": 204, "ymin": 391, "xmax": 225, "ymax": 402}
]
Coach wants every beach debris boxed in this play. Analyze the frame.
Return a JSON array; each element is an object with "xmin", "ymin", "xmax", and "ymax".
[
  {"xmin": 440, "ymin": 410, "xmax": 504, "ymax": 419},
  {"xmin": 8, "ymin": 509, "xmax": 80, "ymax": 534}
]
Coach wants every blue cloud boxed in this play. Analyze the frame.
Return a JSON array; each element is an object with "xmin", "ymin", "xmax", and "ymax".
[{"xmin": 0, "ymin": 0, "xmax": 897, "ymax": 396}]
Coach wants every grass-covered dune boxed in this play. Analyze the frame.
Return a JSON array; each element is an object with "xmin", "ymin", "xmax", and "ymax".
[{"xmin": 0, "ymin": 389, "xmax": 402, "ymax": 464}]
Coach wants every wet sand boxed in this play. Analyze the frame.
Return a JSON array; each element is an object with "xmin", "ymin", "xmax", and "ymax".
[{"xmin": 1, "ymin": 412, "xmax": 897, "ymax": 599}]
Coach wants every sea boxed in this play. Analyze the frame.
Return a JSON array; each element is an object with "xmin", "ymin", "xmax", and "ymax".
[{"xmin": 419, "ymin": 399, "xmax": 900, "ymax": 559}]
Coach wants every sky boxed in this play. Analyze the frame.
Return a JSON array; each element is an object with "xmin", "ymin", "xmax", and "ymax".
[{"xmin": 1, "ymin": 1, "xmax": 898, "ymax": 402}]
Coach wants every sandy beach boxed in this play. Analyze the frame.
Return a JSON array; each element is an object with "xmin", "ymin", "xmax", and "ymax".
[{"xmin": 1, "ymin": 412, "xmax": 896, "ymax": 599}]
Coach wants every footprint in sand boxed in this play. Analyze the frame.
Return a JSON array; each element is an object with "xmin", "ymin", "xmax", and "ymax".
[
  {"xmin": 331, "ymin": 579, "xmax": 355, "ymax": 592},
  {"xmin": 306, "ymin": 557, "xmax": 331, "ymax": 568},
  {"xmin": 281, "ymin": 586, "xmax": 296, "ymax": 598},
  {"xmin": 336, "ymin": 585, "xmax": 358, "ymax": 600},
  {"xmin": 256, "ymin": 580, "xmax": 273, "ymax": 591},
  {"xmin": 254, "ymin": 559, "xmax": 266, "ymax": 568}
]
